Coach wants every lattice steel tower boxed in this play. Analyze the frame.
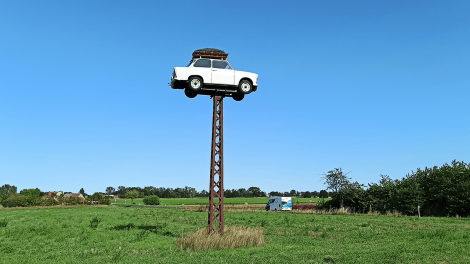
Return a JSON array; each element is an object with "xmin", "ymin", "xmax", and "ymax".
[{"xmin": 208, "ymin": 95, "xmax": 224, "ymax": 233}]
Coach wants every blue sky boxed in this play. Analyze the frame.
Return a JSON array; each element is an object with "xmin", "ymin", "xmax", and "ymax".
[{"xmin": 1, "ymin": 1, "xmax": 469, "ymax": 194}]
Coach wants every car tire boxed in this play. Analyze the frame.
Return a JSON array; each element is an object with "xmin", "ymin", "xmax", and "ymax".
[
  {"xmin": 184, "ymin": 88, "xmax": 197, "ymax": 99},
  {"xmin": 232, "ymin": 93, "xmax": 244, "ymax": 101},
  {"xmin": 238, "ymin": 80, "xmax": 253, "ymax": 94},
  {"xmin": 188, "ymin": 76, "xmax": 203, "ymax": 92}
]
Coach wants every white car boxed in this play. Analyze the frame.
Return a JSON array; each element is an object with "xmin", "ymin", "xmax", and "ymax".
[{"xmin": 170, "ymin": 58, "xmax": 258, "ymax": 101}]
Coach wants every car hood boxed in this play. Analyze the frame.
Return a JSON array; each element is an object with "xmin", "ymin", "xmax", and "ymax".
[{"xmin": 235, "ymin": 70, "xmax": 258, "ymax": 77}]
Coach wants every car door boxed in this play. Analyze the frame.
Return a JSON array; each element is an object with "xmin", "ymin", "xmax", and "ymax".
[
  {"xmin": 211, "ymin": 60, "xmax": 235, "ymax": 85},
  {"xmin": 192, "ymin": 59, "xmax": 212, "ymax": 84}
]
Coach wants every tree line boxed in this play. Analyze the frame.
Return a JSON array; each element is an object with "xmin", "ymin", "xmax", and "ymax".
[
  {"xmin": 0, "ymin": 184, "xmax": 330, "ymax": 204},
  {"xmin": 103, "ymin": 186, "xmax": 331, "ymax": 199},
  {"xmin": 319, "ymin": 160, "xmax": 470, "ymax": 217}
]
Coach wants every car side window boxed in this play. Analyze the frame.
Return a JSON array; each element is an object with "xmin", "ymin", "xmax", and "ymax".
[
  {"xmin": 212, "ymin": 60, "xmax": 232, "ymax": 70},
  {"xmin": 193, "ymin": 59, "xmax": 211, "ymax": 68}
]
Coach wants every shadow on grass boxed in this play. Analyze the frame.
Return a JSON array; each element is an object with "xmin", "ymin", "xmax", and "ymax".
[{"xmin": 110, "ymin": 223, "xmax": 178, "ymax": 237}]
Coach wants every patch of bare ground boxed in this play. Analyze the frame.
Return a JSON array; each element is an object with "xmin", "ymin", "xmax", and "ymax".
[
  {"xmin": 184, "ymin": 204, "xmax": 265, "ymax": 212},
  {"xmin": 176, "ymin": 226, "xmax": 265, "ymax": 251},
  {"xmin": 308, "ymin": 231, "xmax": 323, "ymax": 237}
]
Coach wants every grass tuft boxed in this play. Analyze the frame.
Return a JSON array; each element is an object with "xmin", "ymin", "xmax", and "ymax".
[
  {"xmin": 0, "ymin": 219, "xmax": 7, "ymax": 227},
  {"xmin": 90, "ymin": 216, "xmax": 102, "ymax": 229},
  {"xmin": 386, "ymin": 211, "xmax": 406, "ymax": 217},
  {"xmin": 176, "ymin": 226, "xmax": 265, "ymax": 251}
]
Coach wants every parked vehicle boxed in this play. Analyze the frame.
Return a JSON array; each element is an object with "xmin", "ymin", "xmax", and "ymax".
[
  {"xmin": 169, "ymin": 49, "xmax": 258, "ymax": 101},
  {"xmin": 265, "ymin": 197, "xmax": 292, "ymax": 211}
]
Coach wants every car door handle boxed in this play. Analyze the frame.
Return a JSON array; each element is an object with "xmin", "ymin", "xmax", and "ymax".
[{"xmin": 212, "ymin": 69, "xmax": 217, "ymax": 71}]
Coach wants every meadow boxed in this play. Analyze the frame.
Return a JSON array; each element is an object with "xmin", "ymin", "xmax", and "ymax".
[
  {"xmin": 112, "ymin": 197, "xmax": 324, "ymax": 206},
  {"xmin": 1, "ymin": 205, "xmax": 469, "ymax": 263}
]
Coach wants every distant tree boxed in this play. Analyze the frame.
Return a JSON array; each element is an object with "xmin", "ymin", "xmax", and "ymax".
[
  {"xmin": 144, "ymin": 186, "xmax": 160, "ymax": 197},
  {"xmin": 230, "ymin": 189, "xmax": 240, "ymax": 197},
  {"xmin": 198, "ymin": 190, "xmax": 209, "ymax": 197},
  {"xmin": 238, "ymin": 188, "xmax": 248, "ymax": 197},
  {"xmin": 302, "ymin": 191, "xmax": 311, "ymax": 198},
  {"xmin": 79, "ymin": 188, "xmax": 86, "ymax": 196},
  {"xmin": 125, "ymin": 189, "xmax": 139, "ymax": 203},
  {"xmin": 162, "ymin": 188, "xmax": 177, "ymax": 198},
  {"xmin": 106, "ymin": 187, "xmax": 115, "ymax": 195},
  {"xmin": 269, "ymin": 191, "xmax": 282, "ymax": 197},
  {"xmin": 248, "ymin": 187, "xmax": 265, "ymax": 197},
  {"xmin": 225, "ymin": 189, "xmax": 233, "ymax": 198},
  {"xmin": 289, "ymin": 190, "xmax": 297, "ymax": 196},
  {"xmin": 19, "ymin": 188, "xmax": 41, "ymax": 199},
  {"xmin": 189, "ymin": 187, "xmax": 197, "ymax": 198},
  {"xmin": 311, "ymin": 191, "xmax": 319, "ymax": 198},
  {"xmin": 0, "ymin": 184, "xmax": 17, "ymax": 197},
  {"xmin": 319, "ymin": 190, "xmax": 329, "ymax": 198}
]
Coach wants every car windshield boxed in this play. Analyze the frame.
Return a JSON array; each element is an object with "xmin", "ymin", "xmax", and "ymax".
[{"xmin": 269, "ymin": 199, "xmax": 275, "ymax": 203}]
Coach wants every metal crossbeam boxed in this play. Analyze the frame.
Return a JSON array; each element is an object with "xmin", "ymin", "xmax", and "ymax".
[{"xmin": 208, "ymin": 95, "xmax": 224, "ymax": 233}]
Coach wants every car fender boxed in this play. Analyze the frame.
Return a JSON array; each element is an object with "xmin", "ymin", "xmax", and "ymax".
[
  {"xmin": 174, "ymin": 67, "xmax": 190, "ymax": 81},
  {"xmin": 235, "ymin": 71, "xmax": 258, "ymax": 86}
]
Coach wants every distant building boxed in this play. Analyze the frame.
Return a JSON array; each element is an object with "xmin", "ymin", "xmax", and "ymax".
[
  {"xmin": 63, "ymin": 193, "xmax": 84, "ymax": 199},
  {"xmin": 42, "ymin": 192, "xmax": 62, "ymax": 199},
  {"xmin": 42, "ymin": 191, "xmax": 62, "ymax": 199}
]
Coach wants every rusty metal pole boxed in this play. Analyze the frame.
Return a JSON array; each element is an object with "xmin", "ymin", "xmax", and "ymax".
[{"xmin": 208, "ymin": 95, "xmax": 224, "ymax": 233}]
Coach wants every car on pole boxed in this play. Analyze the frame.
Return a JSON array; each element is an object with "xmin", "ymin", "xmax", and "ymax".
[{"xmin": 169, "ymin": 49, "xmax": 258, "ymax": 101}]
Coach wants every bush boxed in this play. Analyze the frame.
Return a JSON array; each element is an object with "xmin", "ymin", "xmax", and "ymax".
[
  {"xmin": 90, "ymin": 216, "xmax": 102, "ymax": 229},
  {"xmin": 143, "ymin": 195, "xmax": 160, "ymax": 205},
  {"xmin": 86, "ymin": 193, "xmax": 110, "ymax": 205},
  {"xmin": 1, "ymin": 194, "xmax": 33, "ymax": 207},
  {"xmin": 1, "ymin": 193, "xmax": 64, "ymax": 207},
  {"xmin": 324, "ymin": 160, "xmax": 470, "ymax": 217},
  {"xmin": 61, "ymin": 197, "xmax": 87, "ymax": 205},
  {"xmin": 19, "ymin": 188, "xmax": 42, "ymax": 199}
]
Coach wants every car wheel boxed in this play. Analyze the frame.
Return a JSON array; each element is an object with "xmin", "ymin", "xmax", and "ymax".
[
  {"xmin": 188, "ymin": 76, "xmax": 203, "ymax": 92},
  {"xmin": 232, "ymin": 93, "xmax": 244, "ymax": 101},
  {"xmin": 238, "ymin": 80, "xmax": 252, "ymax": 94},
  {"xmin": 184, "ymin": 88, "xmax": 197, "ymax": 98}
]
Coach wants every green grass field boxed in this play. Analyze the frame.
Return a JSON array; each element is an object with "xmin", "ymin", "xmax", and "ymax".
[
  {"xmin": 1, "ymin": 206, "xmax": 469, "ymax": 263},
  {"xmin": 112, "ymin": 197, "xmax": 325, "ymax": 206}
]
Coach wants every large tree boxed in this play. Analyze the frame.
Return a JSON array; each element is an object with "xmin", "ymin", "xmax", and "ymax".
[
  {"xmin": 79, "ymin": 188, "xmax": 86, "ymax": 196},
  {"xmin": 125, "ymin": 189, "xmax": 139, "ymax": 203},
  {"xmin": 321, "ymin": 168, "xmax": 351, "ymax": 207},
  {"xmin": 0, "ymin": 184, "xmax": 17, "ymax": 197}
]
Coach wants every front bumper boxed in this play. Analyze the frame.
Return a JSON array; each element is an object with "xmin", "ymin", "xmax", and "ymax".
[{"xmin": 170, "ymin": 77, "xmax": 187, "ymax": 89}]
